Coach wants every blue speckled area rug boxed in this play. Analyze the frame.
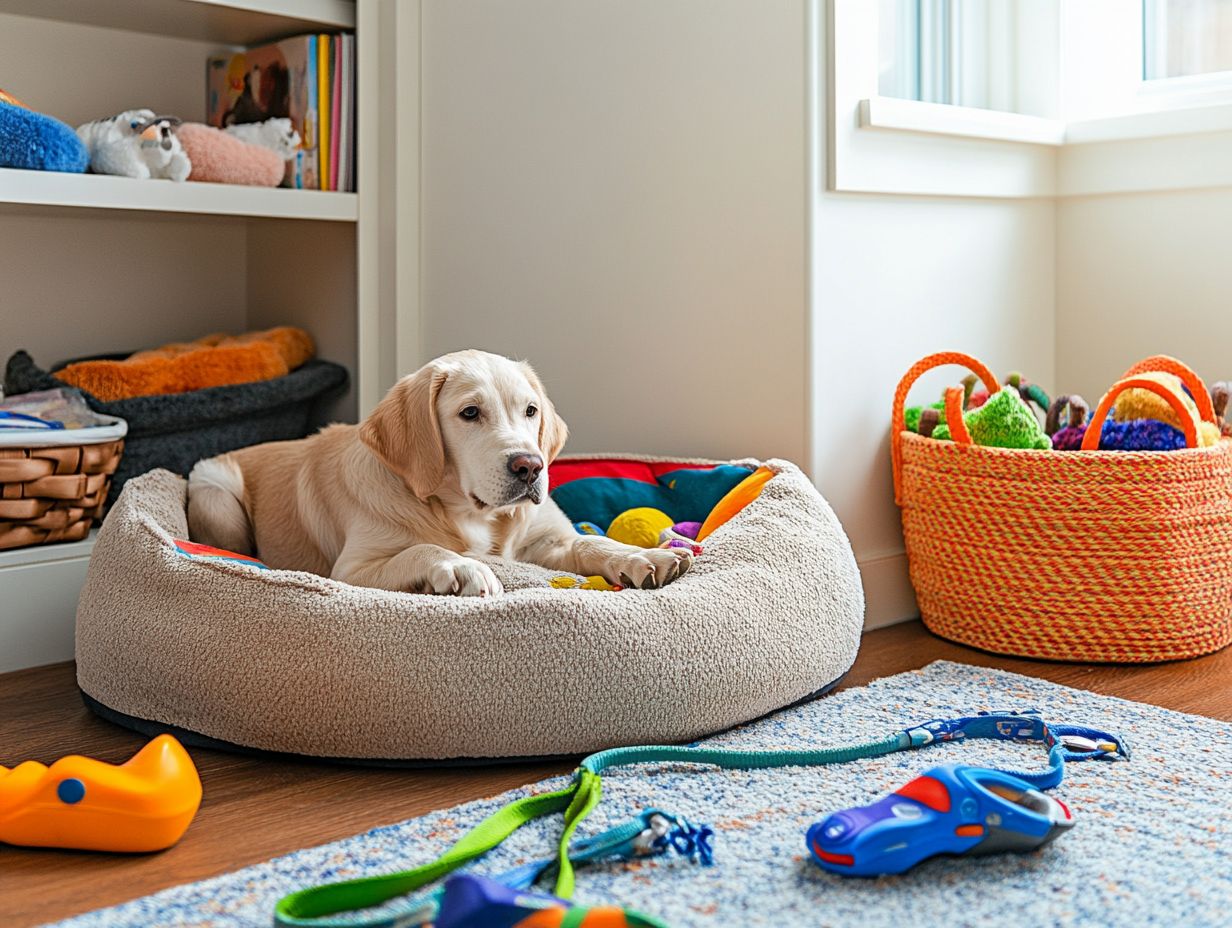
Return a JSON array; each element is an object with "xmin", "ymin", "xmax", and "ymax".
[{"xmin": 47, "ymin": 661, "xmax": 1232, "ymax": 928}]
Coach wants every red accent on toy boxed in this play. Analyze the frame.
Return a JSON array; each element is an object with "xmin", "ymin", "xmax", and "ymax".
[
  {"xmin": 548, "ymin": 458, "xmax": 718, "ymax": 492},
  {"xmin": 810, "ymin": 842, "xmax": 854, "ymax": 866},
  {"xmin": 895, "ymin": 774, "xmax": 952, "ymax": 812},
  {"xmin": 174, "ymin": 538, "xmax": 266, "ymax": 564}
]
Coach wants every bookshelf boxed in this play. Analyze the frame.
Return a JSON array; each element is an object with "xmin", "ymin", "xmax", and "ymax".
[{"xmin": 0, "ymin": 0, "xmax": 417, "ymax": 671}]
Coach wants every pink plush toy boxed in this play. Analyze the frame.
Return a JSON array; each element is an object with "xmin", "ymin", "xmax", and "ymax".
[{"xmin": 176, "ymin": 123, "xmax": 284, "ymax": 187}]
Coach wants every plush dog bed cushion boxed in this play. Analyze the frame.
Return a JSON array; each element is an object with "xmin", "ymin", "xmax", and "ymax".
[{"xmin": 75, "ymin": 458, "xmax": 864, "ymax": 761}]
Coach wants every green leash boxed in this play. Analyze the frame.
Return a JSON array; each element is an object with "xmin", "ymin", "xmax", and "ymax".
[
  {"xmin": 273, "ymin": 711, "xmax": 1131, "ymax": 926},
  {"xmin": 273, "ymin": 732, "xmax": 905, "ymax": 926}
]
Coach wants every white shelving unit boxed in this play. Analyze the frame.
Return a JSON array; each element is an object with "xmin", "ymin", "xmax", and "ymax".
[
  {"xmin": 0, "ymin": 168, "xmax": 358, "ymax": 221},
  {"xmin": 0, "ymin": 0, "xmax": 355, "ymax": 44},
  {"xmin": 0, "ymin": 0, "xmax": 417, "ymax": 672}
]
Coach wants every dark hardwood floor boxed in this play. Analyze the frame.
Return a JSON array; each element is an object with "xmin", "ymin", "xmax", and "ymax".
[{"xmin": 3, "ymin": 620, "xmax": 1230, "ymax": 926}]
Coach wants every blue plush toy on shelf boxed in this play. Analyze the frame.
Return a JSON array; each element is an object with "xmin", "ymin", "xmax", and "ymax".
[{"xmin": 0, "ymin": 88, "xmax": 89, "ymax": 173}]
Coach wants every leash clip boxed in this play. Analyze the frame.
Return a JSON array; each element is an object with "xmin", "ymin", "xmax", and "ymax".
[{"xmin": 1057, "ymin": 729, "xmax": 1131, "ymax": 761}]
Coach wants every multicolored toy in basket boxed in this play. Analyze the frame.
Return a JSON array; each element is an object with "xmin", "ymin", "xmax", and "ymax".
[{"xmin": 892, "ymin": 352, "xmax": 1232, "ymax": 663}]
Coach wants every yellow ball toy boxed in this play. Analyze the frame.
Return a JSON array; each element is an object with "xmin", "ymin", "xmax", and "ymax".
[
  {"xmin": 1113, "ymin": 371, "xmax": 1221, "ymax": 446},
  {"xmin": 606, "ymin": 507, "xmax": 675, "ymax": 548}
]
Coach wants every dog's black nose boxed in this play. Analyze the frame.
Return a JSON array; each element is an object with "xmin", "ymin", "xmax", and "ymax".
[{"xmin": 508, "ymin": 452, "xmax": 544, "ymax": 485}]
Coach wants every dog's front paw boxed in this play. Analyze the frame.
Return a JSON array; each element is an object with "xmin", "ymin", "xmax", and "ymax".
[
  {"xmin": 425, "ymin": 557, "xmax": 504, "ymax": 597},
  {"xmin": 603, "ymin": 546, "xmax": 693, "ymax": 590}
]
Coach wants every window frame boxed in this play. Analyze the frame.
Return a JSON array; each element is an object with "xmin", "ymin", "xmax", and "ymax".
[{"xmin": 828, "ymin": 0, "xmax": 1232, "ymax": 199}]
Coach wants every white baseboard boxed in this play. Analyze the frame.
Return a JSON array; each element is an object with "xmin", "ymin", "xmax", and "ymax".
[{"xmin": 857, "ymin": 551, "xmax": 919, "ymax": 631}]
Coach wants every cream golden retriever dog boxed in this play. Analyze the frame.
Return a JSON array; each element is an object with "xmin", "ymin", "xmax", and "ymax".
[{"xmin": 187, "ymin": 349, "xmax": 693, "ymax": 596}]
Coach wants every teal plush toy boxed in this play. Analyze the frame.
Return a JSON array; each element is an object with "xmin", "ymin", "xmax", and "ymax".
[{"xmin": 934, "ymin": 388, "xmax": 1051, "ymax": 450}]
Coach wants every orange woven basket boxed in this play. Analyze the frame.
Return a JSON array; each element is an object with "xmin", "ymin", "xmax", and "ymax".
[{"xmin": 892, "ymin": 351, "xmax": 1232, "ymax": 663}]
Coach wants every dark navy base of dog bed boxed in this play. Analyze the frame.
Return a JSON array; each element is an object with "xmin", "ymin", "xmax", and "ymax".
[{"xmin": 81, "ymin": 672, "xmax": 849, "ymax": 768}]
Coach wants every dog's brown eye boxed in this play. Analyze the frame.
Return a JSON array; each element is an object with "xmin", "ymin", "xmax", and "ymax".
[
  {"xmin": 460, "ymin": 406, "xmax": 480, "ymax": 421},
  {"xmin": 526, "ymin": 405, "xmax": 538, "ymax": 418}
]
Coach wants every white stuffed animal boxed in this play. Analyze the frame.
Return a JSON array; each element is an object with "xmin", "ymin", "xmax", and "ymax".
[
  {"xmin": 222, "ymin": 118, "xmax": 301, "ymax": 161},
  {"xmin": 76, "ymin": 109, "xmax": 191, "ymax": 182}
]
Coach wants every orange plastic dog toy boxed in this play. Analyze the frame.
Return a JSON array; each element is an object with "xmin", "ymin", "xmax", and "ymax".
[
  {"xmin": 695, "ymin": 466, "xmax": 775, "ymax": 542},
  {"xmin": 0, "ymin": 734, "xmax": 202, "ymax": 852}
]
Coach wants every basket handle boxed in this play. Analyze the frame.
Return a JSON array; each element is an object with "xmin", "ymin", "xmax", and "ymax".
[
  {"xmin": 891, "ymin": 352, "xmax": 1000, "ymax": 505},
  {"xmin": 1081, "ymin": 376, "xmax": 1200, "ymax": 450},
  {"xmin": 1121, "ymin": 355, "xmax": 1216, "ymax": 424}
]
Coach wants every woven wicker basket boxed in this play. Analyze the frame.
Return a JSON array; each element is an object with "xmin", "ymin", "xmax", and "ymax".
[
  {"xmin": 893, "ymin": 351, "xmax": 1232, "ymax": 663},
  {"xmin": 0, "ymin": 434, "xmax": 124, "ymax": 551}
]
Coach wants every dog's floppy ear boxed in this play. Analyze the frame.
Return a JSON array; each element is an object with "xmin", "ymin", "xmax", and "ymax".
[
  {"xmin": 521, "ymin": 363, "xmax": 569, "ymax": 464},
  {"xmin": 360, "ymin": 363, "xmax": 448, "ymax": 499}
]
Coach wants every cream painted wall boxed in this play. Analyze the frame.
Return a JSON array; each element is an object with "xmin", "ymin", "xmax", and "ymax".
[
  {"xmin": 810, "ymin": 196, "xmax": 1056, "ymax": 626},
  {"xmin": 415, "ymin": 0, "xmax": 1058, "ymax": 629},
  {"xmin": 419, "ymin": 0, "xmax": 809, "ymax": 463},
  {"xmin": 812, "ymin": 7, "xmax": 1056, "ymax": 627},
  {"xmin": 0, "ymin": 12, "xmax": 219, "ymax": 126},
  {"xmin": 3, "ymin": 212, "xmax": 247, "ymax": 368},
  {"xmin": 1056, "ymin": 190, "xmax": 1232, "ymax": 402}
]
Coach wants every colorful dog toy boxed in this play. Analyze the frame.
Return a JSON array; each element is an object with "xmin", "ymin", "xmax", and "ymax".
[
  {"xmin": 933, "ymin": 388, "xmax": 1051, "ymax": 450},
  {"xmin": 0, "ymin": 735, "xmax": 202, "ymax": 852},
  {"xmin": 967, "ymin": 371, "xmax": 1050, "ymax": 414},
  {"xmin": 1045, "ymin": 394, "xmax": 1089, "ymax": 450},
  {"xmin": 549, "ymin": 575, "xmax": 623, "ymax": 591},
  {"xmin": 1213, "ymin": 382, "xmax": 1232, "ymax": 437},
  {"xmin": 1097, "ymin": 418, "xmax": 1191, "ymax": 451},
  {"xmin": 435, "ymin": 873, "xmax": 667, "ymax": 928},
  {"xmin": 1111, "ymin": 371, "xmax": 1220, "ymax": 445},
  {"xmin": 695, "ymin": 466, "xmax": 774, "ymax": 541},
  {"xmin": 905, "ymin": 401, "xmax": 946, "ymax": 433},
  {"xmin": 807, "ymin": 764, "xmax": 1074, "ymax": 877},
  {"xmin": 606, "ymin": 507, "xmax": 675, "ymax": 548}
]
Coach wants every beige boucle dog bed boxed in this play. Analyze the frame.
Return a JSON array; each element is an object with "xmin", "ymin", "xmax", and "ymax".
[{"xmin": 75, "ymin": 458, "xmax": 864, "ymax": 762}]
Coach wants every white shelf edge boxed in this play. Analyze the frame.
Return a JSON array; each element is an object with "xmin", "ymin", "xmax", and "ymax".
[
  {"xmin": 187, "ymin": 0, "xmax": 354, "ymax": 29},
  {"xmin": 0, "ymin": 169, "xmax": 358, "ymax": 222},
  {"xmin": 0, "ymin": 0, "xmax": 355, "ymax": 44},
  {"xmin": 0, "ymin": 528, "xmax": 97, "ymax": 570}
]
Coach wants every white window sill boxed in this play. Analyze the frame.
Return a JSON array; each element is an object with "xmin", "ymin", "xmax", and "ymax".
[
  {"xmin": 852, "ymin": 95, "xmax": 1232, "ymax": 197},
  {"xmin": 859, "ymin": 97, "xmax": 1065, "ymax": 146},
  {"xmin": 1065, "ymin": 101, "xmax": 1232, "ymax": 144},
  {"xmin": 860, "ymin": 94, "xmax": 1232, "ymax": 147}
]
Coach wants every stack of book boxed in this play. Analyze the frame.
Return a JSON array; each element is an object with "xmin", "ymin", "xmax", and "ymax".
[{"xmin": 207, "ymin": 32, "xmax": 356, "ymax": 191}]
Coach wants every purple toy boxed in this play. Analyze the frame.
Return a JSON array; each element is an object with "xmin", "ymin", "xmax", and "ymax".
[
  {"xmin": 673, "ymin": 521, "xmax": 702, "ymax": 540},
  {"xmin": 1047, "ymin": 394, "xmax": 1089, "ymax": 451}
]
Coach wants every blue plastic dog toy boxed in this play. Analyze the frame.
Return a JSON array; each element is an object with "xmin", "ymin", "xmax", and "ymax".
[{"xmin": 807, "ymin": 764, "xmax": 1075, "ymax": 877}]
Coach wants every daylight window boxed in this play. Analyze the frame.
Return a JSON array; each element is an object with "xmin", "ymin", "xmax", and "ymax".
[{"xmin": 1144, "ymin": 0, "xmax": 1232, "ymax": 79}]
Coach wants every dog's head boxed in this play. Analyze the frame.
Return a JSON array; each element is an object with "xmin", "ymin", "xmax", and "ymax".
[{"xmin": 360, "ymin": 350, "xmax": 568, "ymax": 509}]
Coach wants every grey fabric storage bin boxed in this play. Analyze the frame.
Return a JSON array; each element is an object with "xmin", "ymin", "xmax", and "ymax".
[{"xmin": 4, "ymin": 350, "xmax": 348, "ymax": 507}]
